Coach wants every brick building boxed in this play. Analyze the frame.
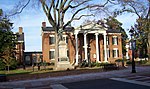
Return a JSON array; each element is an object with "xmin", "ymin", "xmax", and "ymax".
[
  {"xmin": 15, "ymin": 27, "xmax": 25, "ymax": 64},
  {"xmin": 24, "ymin": 51, "xmax": 42, "ymax": 65},
  {"xmin": 41, "ymin": 22, "xmax": 123, "ymax": 65}
]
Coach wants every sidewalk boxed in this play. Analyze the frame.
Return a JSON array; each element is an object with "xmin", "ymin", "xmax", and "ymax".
[{"xmin": 0, "ymin": 66, "xmax": 150, "ymax": 89}]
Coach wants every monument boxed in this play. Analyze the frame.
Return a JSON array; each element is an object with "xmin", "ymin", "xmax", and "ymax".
[{"xmin": 56, "ymin": 41, "xmax": 74, "ymax": 70}]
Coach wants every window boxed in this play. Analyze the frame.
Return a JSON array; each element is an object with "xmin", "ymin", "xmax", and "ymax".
[
  {"xmin": 112, "ymin": 36, "xmax": 118, "ymax": 45},
  {"xmin": 107, "ymin": 48, "xmax": 110, "ymax": 58},
  {"xmin": 113, "ymin": 48, "xmax": 119, "ymax": 58},
  {"xmin": 67, "ymin": 50, "xmax": 69, "ymax": 58},
  {"xmin": 49, "ymin": 50, "xmax": 55, "ymax": 59},
  {"xmin": 62, "ymin": 35, "xmax": 68, "ymax": 43},
  {"xmin": 106, "ymin": 36, "xmax": 109, "ymax": 45},
  {"xmin": 49, "ymin": 36, "xmax": 55, "ymax": 45},
  {"xmin": 33, "ymin": 56, "xmax": 37, "ymax": 63},
  {"xmin": 66, "ymin": 37, "xmax": 68, "ymax": 43}
]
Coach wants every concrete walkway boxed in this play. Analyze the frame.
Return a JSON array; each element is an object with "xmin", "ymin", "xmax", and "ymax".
[{"xmin": 0, "ymin": 66, "xmax": 150, "ymax": 89}]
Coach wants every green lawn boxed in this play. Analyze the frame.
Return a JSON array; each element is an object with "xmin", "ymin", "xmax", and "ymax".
[{"xmin": 0, "ymin": 66, "xmax": 54, "ymax": 75}]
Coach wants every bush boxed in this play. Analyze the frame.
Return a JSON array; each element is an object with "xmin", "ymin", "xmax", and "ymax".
[
  {"xmin": 115, "ymin": 59, "xmax": 123, "ymax": 62},
  {"xmin": 50, "ymin": 62, "xmax": 55, "ymax": 66},
  {"xmin": 99, "ymin": 62, "xmax": 109, "ymax": 66},
  {"xmin": 90, "ymin": 62, "xmax": 111, "ymax": 67},
  {"xmin": 0, "ymin": 58, "xmax": 18, "ymax": 70},
  {"xmin": 115, "ymin": 59, "xmax": 127, "ymax": 62},
  {"xmin": 90, "ymin": 62, "xmax": 96, "ymax": 67},
  {"xmin": 138, "ymin": 60, "xmax": 148, "ymax": 64},
  {"xmin": 79, "ymin": 60, "xmax": 88, "ymax": 67},
  {"xmin": 9, "ymin": 59, "xmax": 18, "ymax": 70},
  {"xmin": 126, "ymin": 60, "xmax": 132, "ymax": 65}
]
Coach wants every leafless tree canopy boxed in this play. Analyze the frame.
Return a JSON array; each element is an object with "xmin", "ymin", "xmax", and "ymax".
[{"xmin": 38, "ymin": 0, "xmax": 118, "ymax": 31}]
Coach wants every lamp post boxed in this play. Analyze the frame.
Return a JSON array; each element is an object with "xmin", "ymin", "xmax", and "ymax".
[{"xmin": 129, "ymin": 29, "xmax": 136, "ymax": 73}]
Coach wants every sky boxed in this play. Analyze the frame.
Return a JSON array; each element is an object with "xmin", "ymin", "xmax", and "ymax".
[{"xmin": 0, "ymin": 0, "xmax": 138, "ymax": 52}]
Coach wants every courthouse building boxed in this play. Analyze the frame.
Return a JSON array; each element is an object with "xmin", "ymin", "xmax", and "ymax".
[{"xmin": 41, "ymin": 22, "xmax": 123, "ymax": 65}]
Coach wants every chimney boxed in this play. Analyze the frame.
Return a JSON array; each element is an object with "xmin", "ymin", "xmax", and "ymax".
[
  {"xmin": 19, "ymin": 27, "xmax": 23, "ymax": 34},
  {"xmin": 42, "ymin": 22, "xmax": 46, "ymax": 27}
]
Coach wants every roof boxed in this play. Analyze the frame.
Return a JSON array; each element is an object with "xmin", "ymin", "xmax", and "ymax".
[
  {"xmin": 106, "ymin": 29, "xmax": 121, "ymax": 33},
  {"xmin": 24, "ymin": 51, "xmax": 42, "ymax": 55},
  {"xmin": 75, "ymin": 22, "xmax": 107, "ymax": 31},
  {"xmin": 42, "ymin": 26, "xmax": 74, "ymax": 32}
]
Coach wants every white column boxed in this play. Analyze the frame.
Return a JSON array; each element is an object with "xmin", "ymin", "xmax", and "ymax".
[
  {"xmin": 75, "ymin": 33, "xmax": 78, "ymax": 65},
  {"xmin": 126, "ymin": 44, "xmax": 129, "ymax": 59},
  {"xmin": 84, "ymin": 33, "xmax": 88, "ymax": 62},
  {"xmin": 103, "ymin": 33, "xmax": 108, "ymax": 62},
  {"xmin": 95, "ymin": 33, "xmax": 100, "ymax": 62}
]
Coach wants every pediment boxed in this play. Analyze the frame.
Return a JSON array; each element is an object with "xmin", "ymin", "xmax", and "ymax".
[{"xmin": 76, "ymin": 22, "xmax": 107, "ymax": 31}]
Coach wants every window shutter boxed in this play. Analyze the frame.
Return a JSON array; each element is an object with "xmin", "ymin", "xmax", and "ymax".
[
  {"xmin": 112, "ymin": 37, "xmax": 114, "ymax": 45},
  {"xmin": 66, "ymin": 37, "xmax": 68, "ymax": 43},
  {"xmin": 113, "ymin": 50, "xmax": 115, "ymax": 57},
  {"xmin": 117, "ymin": 50, "xmax": 119, "ymax": 57},
  {"xmin": 49, "ymin": 37, "xmax": 51, "ymax": 45},
  {"xmin": 49, "ymin": 51, "xmax": 51, "ymax": 59},
  {"xmin": 117, "ymin": 37, "xmax": 118, "ymax": 45}
]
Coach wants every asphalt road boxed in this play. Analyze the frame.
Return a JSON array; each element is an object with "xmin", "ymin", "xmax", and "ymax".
[{"xmin": 62, "ymin": 79, "xmax": 150, "ymax": 89}]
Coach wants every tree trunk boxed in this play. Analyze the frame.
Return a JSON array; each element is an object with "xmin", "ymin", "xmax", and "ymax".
[
  {"xmin": 54, "ymin": 28, "xmax": 59, "ymax": 70},
  {"xmin": 7, "ymin": 66, "xmax": 9, "ymax": 72}
]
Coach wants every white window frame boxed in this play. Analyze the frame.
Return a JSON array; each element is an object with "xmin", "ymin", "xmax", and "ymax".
[
  {"xmin": 106, "ymin": 36, "xmax": 109, "ymax": 45},
  {"xmin": 107, "ymin": 48, "xmax": 110, "ymax": 58},
  {"xmin": 112, "ymin": 36, "xmax": 118, "ymax": 45},
  {"xmin": 49, "ymin": 35, "xmax": 55, "ymax": 45},
  {"xmin": 113, "ymin": 48, "xmax": 118, "ymax": 58},
  {"xmin": 49, "ymin": 49, "xmax": 55, "ymax": 60},
  {"xmin": 62, "ymin": 35, "xmax": 68, "ymax": 43}
]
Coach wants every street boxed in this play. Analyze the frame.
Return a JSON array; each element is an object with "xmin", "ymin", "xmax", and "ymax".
[
  {"xmin": 0, "ymin": 66, "xmax": 150, "ymax": 89},
  {"xmin": 62, "ymin": 78, "xmax": 150, "ymax": 89}
]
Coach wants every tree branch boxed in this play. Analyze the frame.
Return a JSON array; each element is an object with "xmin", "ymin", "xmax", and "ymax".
[
  {"xmin": 64, "ymin": 5, "xmax": 90, "ymax": 28},
  {"xmin": 69, "ymin": 0, "xmax": 91, "ymax": 8},
  {"xmin": 7, "ymin": 0, "xmax": 31, "ymax": 17},
  {"xmin": 40, "ymin": 0, "xmax": 56, "ymax": 27},
  {"xmin": 73, "ymin": 14, "xmax": 95, "ymax": 20},
  {"xmin": 128, "ymin": 3, "xmax": 141, "ymax": 18}
]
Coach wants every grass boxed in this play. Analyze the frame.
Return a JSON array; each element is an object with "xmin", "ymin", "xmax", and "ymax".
[
  {"xmin": 0, "ymin": 66, "xmax": 104, "ymax": 76},
  {"xmin": 0, "ymin": 66, "xmax": 54, "ymax": 76}
]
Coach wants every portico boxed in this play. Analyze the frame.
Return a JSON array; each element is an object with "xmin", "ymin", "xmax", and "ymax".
[{"xmin": 75, "ymin": 23, "xmax": 108, "ymax": 65}]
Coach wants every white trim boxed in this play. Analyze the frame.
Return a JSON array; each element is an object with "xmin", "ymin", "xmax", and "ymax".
[
  {"xmin": 62, "ymin": 35, "xmax": 67, "ymax": 37},
  {"xmin": 112, "ymin": 36, "xmax": 117, "ymax": 38},
  {"xmin": 49, "ymin": 35, "xmax": 55, "ymax": 37},
  {"xmin": 112, "ymin": 36, "xmax": 118, "ymax": 45},
  {"xmin": 113, "ymin": 48, "xmax": 118, "ymax": 50},
  {"xmin": 107, "ymin": 48, "xmax": 110, "ymax": 58},
  {"xmin": 49, "ymin": 49, "xmax": 55, "ymax": 60},
  {"xmin": 43, "ymin": 31, "xmax": 55, "ymax": 33},
  {"xmin": 18, "ymin": 41, "xmax": 24, "ymax": 43},
  {"xmin": 113, "ymin": 48, "xmax": 118, "ymax": 58},
  {"xmin": 50, "ymin": 49, "xmax": 55, "ymax": 51}
]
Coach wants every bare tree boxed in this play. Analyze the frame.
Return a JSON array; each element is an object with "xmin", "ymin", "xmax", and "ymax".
[
  {"xmin": 6, "ymin": 0, "xmax": 119, "ymax": 68},
  {"xmin": 116, "ymin": 0, "xmax": 150, "ymax": 59},
  {"xmin": 38, "ymin": 0, "xmax": 119, "ymax": 67}
]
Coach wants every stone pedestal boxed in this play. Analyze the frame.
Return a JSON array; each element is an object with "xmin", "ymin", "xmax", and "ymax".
[{"xmin": 56, "ymin": 41, "xmax": 74, "ymax": 70}]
